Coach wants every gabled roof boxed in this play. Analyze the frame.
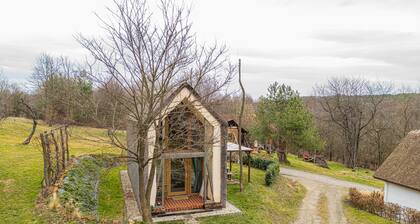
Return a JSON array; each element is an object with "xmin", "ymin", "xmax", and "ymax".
[
  {"xmin": 374, "ymin": 130, "xmax": 420, "ymax": 191},
  {"xmin": 161, "ymin": 83, "xmax": 227, "ymax": 127},
  {"xmin": 227, "ymin": 120, "xmax": 249, "ymax": 134}
]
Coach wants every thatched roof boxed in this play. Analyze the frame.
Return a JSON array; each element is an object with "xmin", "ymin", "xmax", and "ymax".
[{"xmin": 374, "ymin": 130, "xmax": 420, "ymax": 191}]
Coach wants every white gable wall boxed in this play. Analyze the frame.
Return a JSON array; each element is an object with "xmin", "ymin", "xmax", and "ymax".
[
  {"xmin": 147, "ymin": 86, "xmax": 223, "ymax": 205},
  {"xmin": 384, "ymin": 182, "xmax": 420, "ymax": 210}
]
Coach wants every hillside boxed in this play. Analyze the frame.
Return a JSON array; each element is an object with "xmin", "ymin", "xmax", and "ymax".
[
  {"xmin": 0, "ymin": 118, "xmax": 306, "ymax": 223},
  {"xmin": 0, "ymin": 118, "xmax": 122, "ymax": 223}
]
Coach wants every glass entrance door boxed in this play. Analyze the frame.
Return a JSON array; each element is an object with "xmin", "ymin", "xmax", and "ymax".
[
  {"xmin": 165, "ymin": 158, "xmax": 204, "ymax": 197},
  {"xmin": 169, "ymin": 158, "xmax": 187, "ymax": 195}
]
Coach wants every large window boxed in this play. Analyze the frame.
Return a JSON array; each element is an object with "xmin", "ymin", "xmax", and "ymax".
[{"xmin": 167, "ymin": 103, "xmax": 205, "ymax": 151}]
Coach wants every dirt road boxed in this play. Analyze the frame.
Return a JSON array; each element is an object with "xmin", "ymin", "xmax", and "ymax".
[{"xmin": 280, "ymin": 168, "xmax": 380, "ymax": 224}]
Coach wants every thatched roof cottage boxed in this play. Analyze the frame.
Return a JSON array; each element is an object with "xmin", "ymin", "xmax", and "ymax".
[{"xmin": 374, "ymin": 130, "xmax": 420, "ymax": 210}]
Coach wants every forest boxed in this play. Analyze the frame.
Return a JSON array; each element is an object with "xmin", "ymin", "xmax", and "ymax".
[{"xmin": 1, "ymin": 55, "xmax": 419, "ymax": 170}]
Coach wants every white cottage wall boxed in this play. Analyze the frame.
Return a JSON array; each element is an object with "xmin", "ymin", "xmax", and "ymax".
[{"xmin": 384, "ymin": 182, "xmax": 420, "ymax": 210}]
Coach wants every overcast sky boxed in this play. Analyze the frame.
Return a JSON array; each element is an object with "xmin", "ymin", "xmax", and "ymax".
[{"xmin": 1, "ymin": 0, "xmax": 420, "ymax": 97}]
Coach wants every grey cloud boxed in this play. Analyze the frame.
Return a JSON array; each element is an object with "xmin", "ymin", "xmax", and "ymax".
[{"xmin": 314, "ymin": 30, "xmax": 418, "ymax": 44}]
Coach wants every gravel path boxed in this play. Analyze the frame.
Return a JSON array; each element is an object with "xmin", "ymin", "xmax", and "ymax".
[{"xmin": 281, "ymin": 168, "xmax": 380, "ymax": 224}]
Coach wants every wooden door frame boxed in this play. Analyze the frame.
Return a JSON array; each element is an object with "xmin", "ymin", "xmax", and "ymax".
[
  {"xmin": 164, "ymin": 157, "xmax": 204, "ymax": 198},
  {"xmin": 165, "ymin": 158, "xmax": 192, "ymax": 197}
]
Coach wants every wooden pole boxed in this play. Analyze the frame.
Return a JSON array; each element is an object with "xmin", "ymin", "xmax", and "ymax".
[
  {"xmin": 238, "ymin": 58, "xmax": 246, "ymax": 192},
  {"xmin": 247, "ymin": 152, "xmax": 251, "ymax": 183},
  {"xmin": 51, "ymin": 132, "xmax": 61, "ymax": 180},
  {"xmin": 40, "ymin": 133, "xmax": 50, "ymax": 187},
  {"xmin": 59, "ymin": 128, "xmax": 66, "ymax": 169},
  {"xmin": 229, "ymin": 151, "xmax": 232, "ymax": 172},
  {"xmin": 65, "ymin": 126, "xmax": 69, "ymax": 162},
  {"xmin": 44, "ymin": 132, "xmax": 52, "ymax": 186}
]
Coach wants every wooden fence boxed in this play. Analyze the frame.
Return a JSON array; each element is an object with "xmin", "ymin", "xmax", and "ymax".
[{"xmin": 40, "ymin": 125, "xmax": 70, "ymax": 193}]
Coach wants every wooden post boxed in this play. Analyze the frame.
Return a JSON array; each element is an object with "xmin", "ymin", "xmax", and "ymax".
[
  {"xmin": 65, "ymin": 126, "xmax": 69, "ymax": 162},
  {"xmin": 51, "ymin": 132, "xmax": 61, "ymax": 180},
  {"xmin": 161, "ymin": 159, "xmax": 165, "ymax": 208},
  {"xmin": 40, "ymin": 133, "xmax": 50, "ymax": 187},
  {"xmin": 44, "ymin": 132, "xmax": 52, "ymax": 186},
  {"xmin": 229, "ymin": 151, "xmax": 232, "ymax": 172},
  {"xmin": 247, "ymin": 152, "xmax": 251, "ymax": 183},
  {"xmin": 59, "ymin": 128, "xmax": 66, "ymax": 169}
]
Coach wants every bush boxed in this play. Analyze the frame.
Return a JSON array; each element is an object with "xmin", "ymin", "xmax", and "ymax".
[
  {"xmin": 243, "ymin": 155, "xmax": 280, "ymax": 186},
  {"xmin": 243, "ymin": 155, "xmax": 275, "ymax": 170},
  {"xmin": 60, "ymin": 156, "xmax": 103, "ymax": 216},
  {"xmin": 265, "ymin": 162, "xmax": 280, "ymax": 186},
  {"xmin": 348, "ymin": 188, "xmax": 420, "ymax": 224}
]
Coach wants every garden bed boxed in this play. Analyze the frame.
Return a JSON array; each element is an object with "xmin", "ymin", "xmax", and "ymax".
[{"xmin": 37, "ymin": 154, "xmax": 124, "ymax": 223}]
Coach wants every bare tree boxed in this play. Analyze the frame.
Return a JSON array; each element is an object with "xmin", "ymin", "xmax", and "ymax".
[
  {"xmin": 77, "ymin": 0, "xmax": 233, "ymax": 222},
  {"xmin": 0, "ymin": 72, "xmax": 10, "ymax": 122},
  {"xmin": 395, "ymin": 88, "xmax": 418, "ymax": 139},
  {"xmin": 31, "ymin": 54, "xmax": 95, "ymax": 125},
  {"xmin": 314, "ymin": 77, "xmax": 391, "ymax": 169}
]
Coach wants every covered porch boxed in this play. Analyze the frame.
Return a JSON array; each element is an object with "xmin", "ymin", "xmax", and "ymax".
[
  {"xmin": 227, "ymin": 142, "xmax": 254, "ymax": 183},
  {"xmin": 152, "ymin": 151, "xmax": 217, "ymax": 214}
]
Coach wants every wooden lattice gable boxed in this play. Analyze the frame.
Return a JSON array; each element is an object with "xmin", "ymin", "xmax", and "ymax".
[{"xmin": 159, "ymin": 83, "xmax": 226, "ymax": 128}]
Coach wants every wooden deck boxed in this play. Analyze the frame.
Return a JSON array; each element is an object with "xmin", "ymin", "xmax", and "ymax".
[{"xmin": 164, "ymin": 195, "xmax": 204, "ymax": 212}]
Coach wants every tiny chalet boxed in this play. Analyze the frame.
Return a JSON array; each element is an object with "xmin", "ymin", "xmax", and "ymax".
[
  {"xmin": 374, "ymin": 130, "xmax": 420, "ymax": 211},
  {"xmin": 127, "ymin": 83, "xmax": 227, "ymax": 214},
  {"xmin": 226, "ymin": 119, "xmax": 250, "ymax": 147}
]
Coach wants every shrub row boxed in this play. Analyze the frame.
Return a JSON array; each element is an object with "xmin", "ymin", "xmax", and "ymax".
[
  {"xmin": 243, "ymin": 155, "xmax": 275, "ymax": 170},
  {"xmin": 243, "ymin": 155, "xmax": 280, "ymax": 186},
  {"xmin": 60, "ymin": 154, "xmax": 119, "ymax": 217},
  {"xmin": 348, "ymin": 188, "xmax": 420, "ymax": 224}
]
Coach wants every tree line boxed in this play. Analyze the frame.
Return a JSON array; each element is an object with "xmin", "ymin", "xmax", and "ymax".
[
  {"xmin": 2, "ymin": 59, "xmax": 417, "ymax": 171},
  {"xmin": 309, "ymin": 78, "xmax": 419, "ymax": 169},
  {"xmin": 0, "ymin": 54, "xmax": 128, "ymax": 128},
  {"xmin": 224, "ymin": 77, "xmax": 419, "ymax": 170}
]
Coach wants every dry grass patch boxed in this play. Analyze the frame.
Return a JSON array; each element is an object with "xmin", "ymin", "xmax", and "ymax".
[{"xmin": 318, "ymin": 193, "xmax": 329, "ymax": 224}]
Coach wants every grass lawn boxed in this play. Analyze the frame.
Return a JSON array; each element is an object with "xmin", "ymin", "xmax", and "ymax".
[
  {"xmin": 282, "ymin": 154, "xmax": 384, "ymax": 188},
  {"xmin": 98, "ymin": 165, "xmax": 126, "ymax": 221},
  {"xmin": 0, "ymin": 117, "xmax": 122, "ymax": 223},
  {"xmin": 343, "ymin": 201, "xmax": 396, "ymax": 224},
  {"xmin": 97, "ymin": 163, "xmax": 306, "ymax": 224},
  {"xmin": 199, "ymin": 164, "xmax": 306, "ymax": 224},
  {"xmin": 0, "ymin": 118, "xmax": 305, "ymax": 223}
]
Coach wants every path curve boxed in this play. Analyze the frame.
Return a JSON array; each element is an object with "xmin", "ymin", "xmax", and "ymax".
[{"xmin": 281, "ymin": 168, "xmax": 380, "ymax": 224}]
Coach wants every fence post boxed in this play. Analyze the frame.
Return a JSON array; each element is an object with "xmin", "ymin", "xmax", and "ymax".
[
  {"xmin": 45, "ymin": 132, "xmax": 52, "ymax": 186},
  {"xmin": 40, "ymin": 133, "xmax": 50, "ymax": 187},
  {"xmin": 65, "ymin": 126, "xmax": 69, "ymax": 162},
  {"xmin": 59, "ymin": 128, "xmax": 66, "ymax": 170},
  {"xmin": 51, "ymin": 132, "xmax": 61, "ymax": 180}
]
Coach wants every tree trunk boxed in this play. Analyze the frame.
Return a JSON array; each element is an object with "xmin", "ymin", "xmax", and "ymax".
[
  {"xmin": 138, "ymin": 164, "xmax": 153, "ymax": 223},
  {"xmin": 136, "ymin": 129, "xmax": 153, "ymax": 223},
  {"xmin": 277, "ymin": 142, "xmax": 289, "ymax": 164}
]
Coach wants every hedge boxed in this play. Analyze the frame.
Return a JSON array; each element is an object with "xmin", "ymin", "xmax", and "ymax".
[
  {"xmin": 349, "ymin": 188, "xmax": 420, "ymax": 224},
  {"xmin": 243, "ymin": 155, "xmax": 275, "ymax": 170},
  {"xmin": 243, "ymin": 155, "xmax": 280, "ymax": 186}
]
